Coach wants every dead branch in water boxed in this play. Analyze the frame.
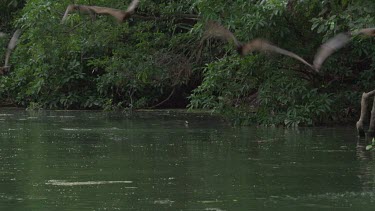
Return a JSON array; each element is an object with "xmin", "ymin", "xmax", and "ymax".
[{"xmin": 356, "ymin": 89, "xmax": 375, "ymax": 138}]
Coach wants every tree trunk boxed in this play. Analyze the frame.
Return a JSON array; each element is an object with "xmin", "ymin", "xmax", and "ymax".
[
  {"xmin": 369, "ymin": 95, "xmax": 375, "ymax": 138},
  {"xmin": 356, "ymin": 90, "xmax": 375, "ymax": 138}
]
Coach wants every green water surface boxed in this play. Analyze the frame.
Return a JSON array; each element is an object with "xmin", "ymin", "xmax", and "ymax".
[{"xmin": 0, "ymin": 109, "xmax": 374, "ymax": 210}]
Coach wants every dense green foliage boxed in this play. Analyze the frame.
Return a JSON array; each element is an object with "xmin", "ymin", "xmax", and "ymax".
[
  {"xmin": 1, "ymin": 0, "xmax": 374, "ymax": 126},
  {"xmin": 2, "ymin": 0, "xmax": 200, "ymax": 110},
  {"xmin": 190, "ymin": 0, "xmax": 375, "ymax": 126}
]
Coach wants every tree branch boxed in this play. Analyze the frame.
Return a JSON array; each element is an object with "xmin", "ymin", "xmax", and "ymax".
[{"xmin": 356, "ymin": 89, "xmax": 375, "ymax": 137}]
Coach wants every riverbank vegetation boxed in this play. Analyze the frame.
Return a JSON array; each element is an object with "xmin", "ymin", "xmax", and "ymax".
[{"xmin": 1, "ymin": 0, "xmax": 374, "ymax": 126}]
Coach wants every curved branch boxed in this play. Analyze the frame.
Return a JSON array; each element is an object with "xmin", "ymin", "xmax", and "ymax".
[{"xmin": 148, "ymin": 87, "xmax": 176, "ymax": 109}]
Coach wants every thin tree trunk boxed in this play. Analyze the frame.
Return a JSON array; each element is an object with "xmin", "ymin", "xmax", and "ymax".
[
  {"xmin": 369, "ymin": 95, "xmax": 375, "ymax": 138},
  {"xmin": 356, "ymin": 90, "xmax": 375, "ymax": 137}
]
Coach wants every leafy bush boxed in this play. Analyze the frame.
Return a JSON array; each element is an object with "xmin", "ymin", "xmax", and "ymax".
[
  {"xmin": 189, "ymin": 0, "xmax": 375, "ymax": 126},
  {"xmin": 1, "ymin": 0, "xmax": 198, "ymax": 110},
  {"xmin": 1, "ymin": 0, "xmax": 375, "ymax": 127}
]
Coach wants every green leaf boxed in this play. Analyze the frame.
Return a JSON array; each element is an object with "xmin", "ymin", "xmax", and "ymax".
[
  {"xmin": 366, "ymin": 145, "xmax": 373, "ymax": 151},
  {"xmin": 317, "ymin": 24, "xmax": 325, "ymax": 33}
]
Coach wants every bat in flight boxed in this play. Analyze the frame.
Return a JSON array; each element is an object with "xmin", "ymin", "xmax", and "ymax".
[
  {"xmin": 313, "ymin": 28, "xmax": 375, "ymax": 71},
  {"xmin": 204, "ymin": 21, "xmax": 375, "ymax": 72},
  {"xmin": 203, "ymin": 21, "xmax": 316, "ymax": 71},
  {"xmin": 61, "ymin": 0, "xmax": 140, "ymax": 23},
  {"xmin": 0, "ymin": 29, "xmax": 22, "ymax": 74}
]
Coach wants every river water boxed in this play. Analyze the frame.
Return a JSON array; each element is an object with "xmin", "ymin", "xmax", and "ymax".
[{"xmin": 0, "ymin": 109, "xmax": 374, "ymax": 210}]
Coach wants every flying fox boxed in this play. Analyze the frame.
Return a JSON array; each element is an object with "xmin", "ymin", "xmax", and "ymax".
[
  {"xmin": 204, "ymin": 21, "xmax": 375, "ymax": 72},
  {"xmin": 61, "ymin": 0, "xmax": 139, "ymax": 23}
]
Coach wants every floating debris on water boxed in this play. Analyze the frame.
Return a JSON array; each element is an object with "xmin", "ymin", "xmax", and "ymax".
[
  {"xmin": 154, "ymin": 199, "xmax": 175, "ymax": 205},
  {"xmin": 61, "ymin": 128, "xmax": 93, "ymax": 131},
  {"xmin": 46, "ymin": 180, "xmax": 133, "ymax": 186},
  {"xmin": 205, "ymin": 208, "xmax": 225, "ymax": 211},
  {"xmin": 0, "ymin": 114, "xmax": 14, "ymax": 116},
  {"xmin": 27, "ymin": 117, "xmax": 38, "ymax": 119},
  {"xmin": 199, "ymin": 200, "xmax": 222, "ymax": 204}
]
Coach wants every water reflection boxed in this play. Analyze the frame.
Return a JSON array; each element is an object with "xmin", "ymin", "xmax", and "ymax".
[
  {"xmin": 356, "ymin": 139, "xmax": 375, "ymax": 195},
  {"xmin": 0, "ymin": 109, "xmax": 374, "ymax": 210}
]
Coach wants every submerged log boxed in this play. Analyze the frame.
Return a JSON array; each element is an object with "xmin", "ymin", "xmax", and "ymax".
[{"xmin": 356, "ymin": 89, "xmax": 375, "ymax": 138}]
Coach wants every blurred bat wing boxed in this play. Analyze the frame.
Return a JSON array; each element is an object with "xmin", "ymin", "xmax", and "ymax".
[
  {"xmin": 242, "ymin": 38, "xmax": 314, "ymax": 69},
  {"xmin": 64, "ymin": 4, "xmax": 136, "ymax": 23},
  {"xmin": 202, "ymin": 21, "xmax": 241, "ymax": 47},
  {"xmin": 88, "ymin": 6, "xmax": 126, "ymax": 22},
  {"xmin": 62, "ymin": 5, "xmax": 122, "ymax": 23},
  {"xmin": 126, "ymin": 0, "xmax": 140, "ymax": 14},
  {"xmin": 61, "ymin": 5, "xmax": 95, "ymax": 23},
  {"xmin": 61, "ymin": 5, "xmax": 77, "ymax": 23},
  {"xmin": 313, "ymin": 33, "xmax": 351, "ymax": 70},
  {"xmin": 4, "ymin": 29, "xmax": 21, "ymax": 67},
  {"xmin": 357, "ymin": 28, "xmax": 375, "ymax": 36},
  {"xmin": 7, "ymin": 29, "xmax": 21, "ymax": 50}
]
